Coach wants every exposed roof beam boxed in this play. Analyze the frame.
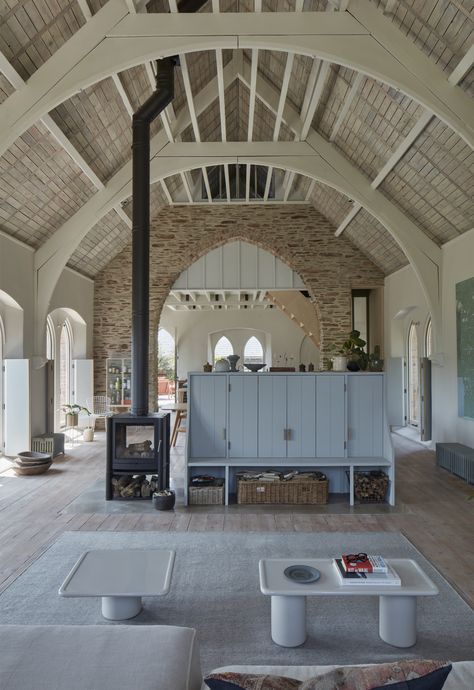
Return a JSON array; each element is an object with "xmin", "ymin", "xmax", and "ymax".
[
  {"xmin": 274, "ymin": 54, "xmax": 295, "ymax": 141},
  {"xmin": 2, "ymin": 9, "xmax": 472, "ymax": 152},
  {"xmin": 334, "ymin": 203, "xmax": 361, "ymax": 237},
  {"xmin": 283, "ymin": 172, "xmax": 296, "ymax": 202},
  {"xmin": 77, "ymin": 0, "xmax": 93, "ymax": 20},
  {"xmin": 160, "ymin": 179, "xmax": 174, "ymax": 205},
  {"xmin": 263, "ymin": 166, "xmax": 273, "ymax": 202},
  {"xmin": 300, "ymin": 61, "xmax": 330, "ymax": 140},
  {"xmin": 114, "ymin": 205, "xmax": 133, "ymax": 228},
  {"xmin": 247, "ymin": 49, "xmax": 259, "ymax": 141},
  {"xmin": 329, "ymin": 72, "xmax": 363, "ymax": 141},
  {"xmin": 305, "ymin": 179, "xmax": 316, "ymax": 201},
  {"xmin": 449, "ymin": 44, "xmax": 474, "ymax": 86},
  {"xmin": 383, "ymin": 0, "xmax": 397, "ymax": 13}
]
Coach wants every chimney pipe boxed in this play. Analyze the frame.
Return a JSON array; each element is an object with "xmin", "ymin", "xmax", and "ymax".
[
  {"xmin": 131, "ymin": 59, "xmax": 175, "ymax": 417},
  {"xmin": 131, "ymin": 0, "xmax": 208, "ymax": 417}
]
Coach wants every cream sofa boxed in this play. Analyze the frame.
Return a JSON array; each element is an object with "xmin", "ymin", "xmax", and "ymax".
[{"xmin": 0, "ymin": 625, "xmax": 472, "ymax": 689}]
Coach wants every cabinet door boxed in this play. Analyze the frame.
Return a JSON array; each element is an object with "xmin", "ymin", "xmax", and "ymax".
[
  {"xmin": 258, "ymin": 375, "xmax": 287, "ymax": 457},
  {"xmin": 316, "ymin": 375, "xmax": 346, "ymax": 457},
  {"xmin": 347, "ymin": 375, "xmax": 384, "ymax": 457},
  {"xmin": 228, "ymin": 375, "xmax": 258, "ymax": 458},
  {"xmin": 189, "ymin": 375, "xmax": 227, "ymax": 458},
  {"xmin": 287, "ymin": 375, "xmax": 316, "ymax": 457}
]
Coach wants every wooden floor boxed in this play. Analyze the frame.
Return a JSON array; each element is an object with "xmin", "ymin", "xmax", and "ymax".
[{"xmin": 0, "ymin": 431, "xmax": 473, "ymax": 608}]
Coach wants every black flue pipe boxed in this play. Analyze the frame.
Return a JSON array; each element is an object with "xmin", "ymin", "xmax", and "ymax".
[
  {"xmin": 131, "ymin": 0, "xmax": 208, "ymax": 417},
  {"xmin": 131, "ymin": 59, "xmax": 175, "ymax": 416}
]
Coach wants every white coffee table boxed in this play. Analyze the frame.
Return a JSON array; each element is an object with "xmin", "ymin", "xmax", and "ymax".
[
  {"xmin": 259, "ymin": 558, "xmax": 438, "ymax": 649},
  {"xmin": 59, "ymin": 549, "xmax": 175, "ymax": 620}
]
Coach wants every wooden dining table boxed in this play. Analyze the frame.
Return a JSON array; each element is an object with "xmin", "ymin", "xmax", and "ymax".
[{"xmin": 160, "ymin": 402, "xmax": 187, "ymax": 447}]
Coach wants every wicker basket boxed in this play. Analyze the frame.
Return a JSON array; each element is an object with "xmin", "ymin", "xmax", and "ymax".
[
  {"xmin": 188, "ymin": 482, "xmax": 224, "ymax": 505},
  {"xmin": 237, "ymin": 477, "xmax": 328, "ymax": 505},
  {"xmin": 354, "ymin": 471, "xmax": 389, "ymax": 503}
]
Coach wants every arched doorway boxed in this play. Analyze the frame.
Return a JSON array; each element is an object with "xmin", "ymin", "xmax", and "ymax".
[{"xmin": 158, "ymin": 327, "xmax": 176, "ymax": 401}]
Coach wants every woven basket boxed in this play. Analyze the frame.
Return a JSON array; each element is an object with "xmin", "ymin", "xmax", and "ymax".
[
  {"xmin": 188, "ymin": 484, "xmax": 224, "ymax": 505},
  {"xmin": 237, "ymin": 477, "xmax": 328, "ymax": 505}
]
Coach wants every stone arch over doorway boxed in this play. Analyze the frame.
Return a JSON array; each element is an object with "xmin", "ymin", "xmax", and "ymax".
[{"xmin": 93, "ymin": 205, "xmax": 384, "ymax": 409}]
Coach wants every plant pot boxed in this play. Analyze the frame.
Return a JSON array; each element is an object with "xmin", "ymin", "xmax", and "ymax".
[
  {"xmin": 347, "ymin": 360, "xmax": 360, "ymax": 372},
  {"xmin": 332, "ymin": 356, "xmax": 347, "ymax": 372},
  {"xmin": 214, "ymin": 359, "xmax": 230, "ymax": 372},
  {"xmin": 65, "ymin": 412, "xmax": 78, "ymax": 426},
  {"xmin": 153, "ymin": 490, "xmax": 175, "ymax": 511},
  {"xmin": 83, "ymin": 427, "xmax": 94, "ymax": 442}
]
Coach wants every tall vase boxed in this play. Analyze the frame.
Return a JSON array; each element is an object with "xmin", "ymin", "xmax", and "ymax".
[{"xmin": 227, "ymin": 355, "xmax": 240, "ymax": 372}]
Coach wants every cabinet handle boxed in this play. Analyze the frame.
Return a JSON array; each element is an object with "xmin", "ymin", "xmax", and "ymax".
[
  {"xmin": 287, "ymin": 428, "xmax": 292, "ymax": 441},
  {"xmin": 222, "ymin": 428, "xmax": 227, "ymax": 440},
  {"xmin": 283, "ymin": 428, "xmax": 288, "ymax": 441}
]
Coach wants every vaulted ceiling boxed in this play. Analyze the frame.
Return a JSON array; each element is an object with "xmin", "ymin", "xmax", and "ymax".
[{"xmin": 0, "ymin": 0, "xmax": 472, "ymax": 282}]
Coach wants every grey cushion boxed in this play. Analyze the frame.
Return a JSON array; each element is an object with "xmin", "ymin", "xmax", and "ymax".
[{"xmin": 0, "ymin": 625, "xmax": 201, "ymax": 690}]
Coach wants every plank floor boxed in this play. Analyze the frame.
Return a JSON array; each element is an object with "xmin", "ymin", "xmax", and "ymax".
[{"xmin": 0, "ymin": 431, "xmax": 473, "ymax": 608}]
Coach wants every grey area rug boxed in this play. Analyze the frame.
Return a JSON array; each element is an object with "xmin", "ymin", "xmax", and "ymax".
[{"xmin": 1, "ymin": 531, "xmax": 472, "ymax": 674}]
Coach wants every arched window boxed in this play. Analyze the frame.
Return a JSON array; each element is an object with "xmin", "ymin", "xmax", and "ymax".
[
  {"xmin": 214, "ymin": 336, "xmax": 233, "ymax": 363},
  {"xmin": 243, "ymin": 336, "xmax": 264, "ymax": 365},
  {"xmin": 408, "ymin": 322, "xmax": 419, "ymax": 427},
  {"xmin": 46, "ymin": 316, "xmax": 55, "ymax": 361},
  {"xmin": 59, "ymin": 321, "xmax": 72, "ymax": 427},
  {"xmin": 425, "ymin": 318, "xmax": 433, "ymax": 358},
  {"xmin": 158, "ymin": 328, "xmax": 176, "ymax": 398}
]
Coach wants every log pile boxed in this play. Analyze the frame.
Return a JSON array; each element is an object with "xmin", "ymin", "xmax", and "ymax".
[
  {"xmin": 354, "ymin": 471, "xmax": 388, "ymax": 502},
  {"xmin": 112, "ymin": 474, "xmax": 159, "ymax": 499}
]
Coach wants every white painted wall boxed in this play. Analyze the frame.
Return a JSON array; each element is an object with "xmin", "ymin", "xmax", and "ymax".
[
  {"xmin": 160, "ymin": 307, "xmax": 320, "ymax": 378},
  {"xmin": 0, "ymin": 232, "xmax": 95, "ymax": 440},
  {"xmin": 384, "ymin": 229, "xmax": 474, "ymax": 447}
]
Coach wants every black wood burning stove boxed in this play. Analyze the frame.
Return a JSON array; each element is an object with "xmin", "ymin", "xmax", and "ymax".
[{"xmin": 106, "ymin": 413, "xmax": 170, "ymax": 500}]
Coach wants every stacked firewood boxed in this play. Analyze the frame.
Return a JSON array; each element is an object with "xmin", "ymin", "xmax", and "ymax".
[
  {"xmin": 354, "ymin": 471, "xmax": 388, "ymax": 502},
  {"xmin": 112, "ymin": 474, "xmax": 159, "ymax": 499}
]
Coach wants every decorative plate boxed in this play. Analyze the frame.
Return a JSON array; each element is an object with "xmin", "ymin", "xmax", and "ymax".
[{"xmin": 284, "ymin": 565, "xmax": 321, "ymax": 584}]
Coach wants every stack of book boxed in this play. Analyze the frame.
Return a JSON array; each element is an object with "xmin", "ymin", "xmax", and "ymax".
[{"xmin": 333, "ymin": 554, "xmax": 401, "ymax": 586}]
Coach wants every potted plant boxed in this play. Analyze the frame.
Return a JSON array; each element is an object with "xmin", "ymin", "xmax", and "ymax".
[
  {"xmin": 81, "ymin": 407, "xmax": 95, "ymax": 441},
  {"xmin": 328, "ymin": 330, "xmax": 367, "ymax": 372},
  {"xmin": 62, "ymin": 403, "xmax": 82, "ymax": 427}
]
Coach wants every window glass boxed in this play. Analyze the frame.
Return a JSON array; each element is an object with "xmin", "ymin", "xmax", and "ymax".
[
  {"xmin": 214, "ymin": 336, "xmax": 233, "ymax": 362},
  {"xmin": 244, "ymin": 336, "xmax": 264, "ymax": 365},
  {"xmin": 425, "ymin": 318, "xmax": 433, "ymax": 358},
  {"xmin": 59, "ymin": 322, "xmax": 71, "ymax": 427},
  {"xmin": 408, "ymin": 323, "xmax": 419, "ymax": 427}
]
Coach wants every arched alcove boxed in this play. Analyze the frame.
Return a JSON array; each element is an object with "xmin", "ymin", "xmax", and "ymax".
[{"xmin": 0, "ymin": 289, "xmax": 24, "ymax": 358}]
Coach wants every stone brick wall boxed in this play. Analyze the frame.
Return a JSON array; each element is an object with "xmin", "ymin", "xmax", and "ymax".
[{"xmin": 94, "ymin": 204, "xmax": 384, "ymax": 408}]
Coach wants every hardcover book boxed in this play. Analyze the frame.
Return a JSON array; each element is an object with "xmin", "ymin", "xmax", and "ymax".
[
  {"xmin": 334, "ymin": 559, "xmax": 401, "ymax": 586},
  {"xmin": 341, "ymin": 554, "xmax": 388, "ymax": 573}
]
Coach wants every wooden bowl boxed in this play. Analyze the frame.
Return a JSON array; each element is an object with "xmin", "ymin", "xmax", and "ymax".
[
  {"xmin": 16, "ymin": 451, "xmax": 52, "ymax": 465},
  {"xmin": 13, "ymin": 461, "xmax": 52, "ymax": 475}
]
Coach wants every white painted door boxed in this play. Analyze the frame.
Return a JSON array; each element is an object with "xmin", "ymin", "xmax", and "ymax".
[
  {"xmin": 189, "ymin": 375, "xmax": 227, "ymax": 458},
  {"xmin": 4, "ymin": 359, "xmax": 30, "ymax": 456},
  {"xmin": 228, "ymin": 375, "xmax": 258, "ymax": 458},
  {"xmin": 347, "ymin": 375, "xmax": 384, "ymax": 457},
  {"xmin": 287, "ymin": 375, "xmax": 316, "ymax": 457},
  {"xmin": 258, "ymin": 375, "xmax": 287, "ymax": 457},
  {"xmin": 316, "ymin": 375, "xmax": 346, "ymax": 457},
  {"xmin": 73, "ymin": 359, "xmax": 94, "ymax": 427}
]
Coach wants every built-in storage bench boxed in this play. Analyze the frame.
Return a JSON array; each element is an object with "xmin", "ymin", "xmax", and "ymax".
[{"xmin": 185, "ymin": 372, "xmax": 394, "ymax": 506}]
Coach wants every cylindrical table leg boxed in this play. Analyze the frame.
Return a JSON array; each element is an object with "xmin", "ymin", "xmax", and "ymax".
[
  {"xmin": 101, "ymin": 595, "xmax": 142, "ymax": 620},
  {"xmin": 379, "ymin": 595, "xmax": 417, "ymax": 647},
  {"xmin": 271, "ymin": 595, "xmax": 306, "ymax": 647}
]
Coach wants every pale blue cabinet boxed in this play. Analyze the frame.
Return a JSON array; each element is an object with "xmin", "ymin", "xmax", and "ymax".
[
  {"xmin": 228, "ymin": 375, "xmax": 258, "ymax": 458},
  {"xmin": 347, "ymin": 374, "xmax": 384, "ymax": 457},
  {"xmin": 316, "ymin": 375, "xmax": 346, "ymax": 457},
  {"xmin": 258, "ymin": 375, "xmax": 287, "ymax": 457},
  {"xmin": 287, "ymin": 375, "xmax": 316, "ymax": 458},
  {"xmin": 189, "ymin": 374, "xmax": 227, "ymax": 458}
]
